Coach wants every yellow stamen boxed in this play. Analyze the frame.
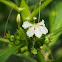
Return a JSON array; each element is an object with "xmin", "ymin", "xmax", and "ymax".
[{"xmin": 32, "ymin": 24, "xmax": 39, "ymax": 28}]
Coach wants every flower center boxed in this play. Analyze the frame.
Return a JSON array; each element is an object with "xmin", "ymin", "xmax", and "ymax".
[{"xmin": 32, "ymin": 24, "xmax": 39, "ymax": 28}]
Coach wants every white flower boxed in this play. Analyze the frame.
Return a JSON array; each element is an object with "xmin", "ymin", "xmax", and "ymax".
[{"xmin": 22, "ymin": 19, "xmax": 48, "ymax": 38}]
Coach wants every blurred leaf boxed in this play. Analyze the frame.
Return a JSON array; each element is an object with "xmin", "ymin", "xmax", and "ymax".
[
  {"xmin": 17, "ymin": 0, "xmax": 21, "ymax": 6},
  {"xmin": 0, "ymin": 44, "xmax": 22, "ymax": 62},
  {"xmin": 43, "ymin": 27, "xmax": 62, "ymax": 57},
  {"xmin": 49, "ymin": 2, "xmax": 62, "ymax": 47},
  {"xmin": 0, "ymin": 0, "xmax": 23, "ymax": 12},
  {"xmin": 51, "ymin": 57, "xmax": 62, "ymax": 62},
  {"xmin": 37, "ymin": 51, "xmax": 45, "ymax": 62},
  {"xmin": 0, "ymin": 42, "xmax": 3, "ymax": 48},
  {"xmin": 55, "ymin": 48, "xmax": 62, "ymax": 58},
  {"xmin": 45, "ymin": 27, "xmax": 62, "ymax": 47},
  {"xmin": 19, "ymin": 28, "xmax": 27, "ymax": 41},
  {"xmin": 30, "ymin": 0, "xmax": 53, "ymax": 20},
  {"xmin": 49, "ymin": 2, "xmax": 62, "ymax": 32},
  {"xmin": 48, "ymin": 27, "xmax": 62, "ymax": 37},
  {"xmin": 0, "ymin": 37, "xmax": 10, "ymax": 43},
  {"xmin": 7, "ymin": 54, "xmax": 37, "ymax": 62},
  {"xmin": 20, "ymin": 0, "xmax": 30, "ymax": 22},
  {"xmin": 32, "ymin": 48, "xmax": 37, "ymax": 55},
  {"xmin": 21, "ymin": 46, "xmax": 28, "ymax": 52},
  {"xmin": 16, "ymin": 54, "xmax": 37, "ymax": 62}
]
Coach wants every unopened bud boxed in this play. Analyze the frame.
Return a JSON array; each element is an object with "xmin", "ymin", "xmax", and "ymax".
[
  {"xmin": 33, "ymin": 17, "xmax": 37, "ymax": 20},
  {"xmin": 16, "ymin": 14, "xmax": 21, "ymax": 23}
]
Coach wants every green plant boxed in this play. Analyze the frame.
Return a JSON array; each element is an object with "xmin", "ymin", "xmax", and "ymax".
[{"xmin": 0, "ymin": 0, "xmax": 62, "ymax": 62}]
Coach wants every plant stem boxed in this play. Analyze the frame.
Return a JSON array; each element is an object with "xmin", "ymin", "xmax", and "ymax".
[
  {"xmin": 3, "ymin": 8, "xmax": 13, "ymax": 48},
  {"xmin": 40, "ymin": 49, "xmax": 51, "ymax": 62},
  {"xmin": 18, "ymin": 22, "xmax": 20, "ymax": 36},
  {"xmin": 30, "ymin": 0, "xmax": 53, "ymax": 20},
  {"xmin": 38, "ymin": 0, "xmax": 42, "ymax": 23},
  {"xmin": 44, "ymin": 44, "xmax": 54, "ymax": 60}
]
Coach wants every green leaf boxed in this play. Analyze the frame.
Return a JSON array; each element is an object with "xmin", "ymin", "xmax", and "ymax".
[
  {"xmin": 7, "ymin": 54, "xmax": 37, "ymax": 62},
  {"xmin": 45, "ymin": 27, "xmax": 62, "ymax": 47},
  {"xmin": 37, "ymin": 51, "xmax": 45, "ymax": 62},
  {"xmin": 32, "ymin": 48, "xmax": 37, "ymax": 55},
  {"xmin": 51, "ymin": 57, "xmax": 62, "ymax": 62},
  {"xmin": 49, "ymin": 2, "xmax": 62, "ymax": 47},
  {"xmin": 17, "ymin": 0, "xmax": 21, "ymax": 6},
  {"xmin": 0, "ymin": 0, "xmax": 23, "ymax": 12},
  {"xmin": 48, "ymin": 27, "xmax": 62, "ymax": 36},
  {"xmin": 0, "ymin": 37, "xmax": 10, "ymax": 43},
  {"xmin": 0, "ymin": 45, "xmax": 22, "ymax": 62},
  {"xmin": 20, "ymin": 0, "xmax": 30, "ymax": 22},
  {"xmin": 43, "ymin": 28, "xmax": 62, "ymax": 57},
  {"xmin": 19, "ymin": 28, "xmax": 27, "ymax": 40},
  {"xmin": 30, "ymin": 0, "xmax": 53, "ymax": 20},
  {"xmin": 16, "ymin": 54, "xmax": 37, "ymax": 62},
  {"xmin": 49, "ymin": 2, "xmax": 62, "ymax": 32}
]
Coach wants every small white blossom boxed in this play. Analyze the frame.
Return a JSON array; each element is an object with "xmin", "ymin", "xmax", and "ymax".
[{"xmin": 22, "ymin": 19, "xmax": 48, "ymax": 38}]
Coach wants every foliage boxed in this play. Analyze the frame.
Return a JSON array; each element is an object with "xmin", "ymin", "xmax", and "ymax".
[
  {"xmin": 0, "ymin": 45, "xmax": 22, "ymax": 62},
  {"xmin": 0, "ymin": 0, "xmax": 62, "ymax": 62}
]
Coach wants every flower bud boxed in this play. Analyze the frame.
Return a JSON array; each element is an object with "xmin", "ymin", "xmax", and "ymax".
[
  {"xmin": 33, "ymin": 17, "xmax": 37, "ymax": 20},
  {"xmin": 16, "ymin": 14, "xmax": 21, "ymax": 23}
]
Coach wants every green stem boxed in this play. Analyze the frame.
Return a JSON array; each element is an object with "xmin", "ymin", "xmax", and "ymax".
[
  {"xmin": 0, "ymin": 0, "xmax": 23, "ymax": 12},
  {"xmin": 30, "ymin": 0, "xmax": 53, "ymax": 20},
  {"xmin": 18, "ymin": 23, "xmax": 20, "ymax": 36}
]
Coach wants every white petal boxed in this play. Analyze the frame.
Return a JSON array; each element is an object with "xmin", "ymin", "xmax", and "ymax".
[
  {"xmin": 39, "ymin": 19, "xmax": 45, "ymax": 26},
  {"xmin": 35, "ymin": 28, "xmax": 42, "ymax": 38},
  {"xmin": 26, "ymin": 27, "xmax": 34, "ymax": 37},
  {"xmin": 22, "ymin": 21, "xmax": 32, "ymax": 29},
  {"xmin": 39, "ymin": 26, "xmax": 48, "ymax": 35}
]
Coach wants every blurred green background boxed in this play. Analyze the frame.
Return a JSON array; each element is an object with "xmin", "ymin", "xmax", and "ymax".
[{"xmin": 0, "ymin": 0, "xmax": 62, "ymax": 62}]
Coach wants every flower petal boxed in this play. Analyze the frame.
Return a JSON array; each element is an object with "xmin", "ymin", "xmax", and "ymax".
[
  {"xmin": 22, "ymin": 21, "xmax": 32, "ymax": 29},
  {"xmin": 35, "ymin": 28, "xmax": 42, "ymax": 38},
  {"xmin": 39, "ymin": 19, "xmax": 45, "ymax": 26},
  {"xmin": 26, "ymin": 27, "xmax": 34, "ymax": 37},
  {"xmin": 39, "ymin": 26, "xmax": 48, "ymax": 35}
]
